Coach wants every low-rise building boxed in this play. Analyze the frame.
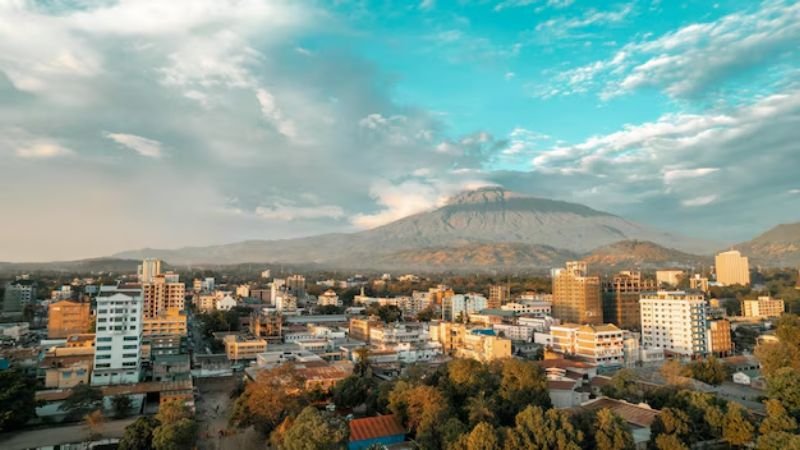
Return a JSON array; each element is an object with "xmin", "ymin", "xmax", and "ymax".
[
  {"xmin": 143, "ymin": 310, "xmax": 188, "ymax": 337},
  {"xmin": 318, "ymin": 290, "xmax": 342, "ymax": 307},
  {"xmin": 48, "ymin": 300, "xmax": 91, "ymax": 338},
  {"xmin": 500, "ymin": 301, "xmax": 552, "ymax": 317},
  {"xmin": 224, "ymin": 335, "xmax": 266, "ymax": 361},
  {"xmin": 741, "ymin": 296, "xmax": 785, "ymax": 318},
  {"xmin": 547, "ymin": 323, "xmax": 625, "ymax": 368}
]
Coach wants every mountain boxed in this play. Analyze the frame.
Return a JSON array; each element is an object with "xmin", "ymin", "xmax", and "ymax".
[
  {"xmin": 112, "ymin": 187, "xmax": 714, "ymax": 269},
  {"xmin": 583, "ymin": 240, "xmax": 710, "ymax": 270},
  {"xmin": 735, "ymin": 222, "xmax": 800, "ymax": 266},
  {"xmin": 0, "ymin": 258, "xmax": 140, "ymax": 274}
]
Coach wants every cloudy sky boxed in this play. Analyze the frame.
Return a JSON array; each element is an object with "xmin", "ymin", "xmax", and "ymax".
[{"xmin": 1, "ymin": 0, "xmax": 798, "ymax": 261}]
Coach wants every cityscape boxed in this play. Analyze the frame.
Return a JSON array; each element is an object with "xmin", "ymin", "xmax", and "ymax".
[{"xmin": 1, "ymin": 1, "xmax": 799, "ymax": 450}]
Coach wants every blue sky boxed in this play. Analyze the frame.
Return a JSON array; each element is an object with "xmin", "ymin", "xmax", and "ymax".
[{"xmin": 0, "ymin": 0, "xmax": 798, "ymax": 261}]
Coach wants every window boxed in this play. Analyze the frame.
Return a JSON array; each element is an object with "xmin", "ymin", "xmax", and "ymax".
[
  {"xmin": 97, "ymin": 337, "xmax": 112, "ymax": 342},
  {"xmin": 96, "ymin": 363, "xmax": 110, "ymax": 368},
  {"xmin": 129, "ymin": 326, "xmax": 136, "ymax": 330},
  {"xmin": 124, "ymin": 336, "xmax": 138, "ymax": 341},
  {"xmin": 123, "ymin": 353, "xmax": 138, "ymax": 358},
  {"xmin": 97, "ymin": 354, "xmax": 111, "ymax": 359},
  {"xmin": 97, "ymin": 346, "xmax": 112, "ymax": 351},
  {"xmin": 122, "ymin": 362, "xmax": 137, "ymax": 367},
  {"xmin": 123, "ymin": 344, "xmax": 137, "ymax": 350},
  {"xmin": 98, "ymin": 318, "xmax": 107, "ymax": 323},
  {"xmin": 98, "ymin": 326, "xmax": 107, "ymax": 331}
]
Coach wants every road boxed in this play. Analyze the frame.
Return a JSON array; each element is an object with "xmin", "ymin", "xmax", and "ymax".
[
  {"xmin": 195, "ymin": 376, "xmax": 262, "ymax": 450},
  {"xmin": 0, "ymin": 418, "xmax": 136, "ymax": 450}
]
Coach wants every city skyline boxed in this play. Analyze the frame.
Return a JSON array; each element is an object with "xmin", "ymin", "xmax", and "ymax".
[{"xmin": 1, "ymin": 0, "xmax": 799, "ymax": 261}]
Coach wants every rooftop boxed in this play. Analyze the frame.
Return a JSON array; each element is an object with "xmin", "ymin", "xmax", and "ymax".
[
  {"xmin": 573, "ymin": 397, "xmax": 660, "ymax": 428},
  {"xmin": 349, "ymin": 414, "xmax": 405, "ymax": 442}
]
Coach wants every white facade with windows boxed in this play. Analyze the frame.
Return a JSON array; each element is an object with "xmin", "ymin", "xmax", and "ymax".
[
  {"xmin": 91, "ymin": 290, "xmax": 143, "ymax": 386},
  {"xmin": 444, "ymin": 294, "xmax": 488, "ymax": 321},
  {"xmin": 640, "ymin": 291, "xmax": 707, "ymax": 358}
]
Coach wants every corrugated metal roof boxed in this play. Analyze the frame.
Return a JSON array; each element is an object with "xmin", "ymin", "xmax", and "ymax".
[{"xmin": 349, "ymin": 414, "xmax": 405, "ymax": 442}]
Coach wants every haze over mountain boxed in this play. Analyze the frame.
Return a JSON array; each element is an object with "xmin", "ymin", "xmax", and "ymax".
[
  {"xmin": 112, "ymin": 188, "xmax": 716, "ymax": 269},
  {"xmin": 735, "ymin": 223, "xmax": 800, "ymax": 267}
]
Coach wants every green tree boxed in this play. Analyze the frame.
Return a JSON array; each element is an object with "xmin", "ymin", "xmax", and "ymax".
[
  {"xmin": 759, "ymin": 399, "xmax": 798, "ymax": 435},
  {"xmin": 465, "ymin": 391, "xmax": 496, "ymax": 426},
  {"xmin": 0, "ymin": 369, "xmax": 37, "ymax": 431},
  {"xmin": 111, "ymin": 394, "xmax": 133, "ymax": 419},
  {"xmin": 594, "ymin": 409, "xmax": 635, "ymax": 450},
  {"xmin": 84, "ymin": 409, "xmax": 106, "ymax": 441},
  {"xmin": 118, "ymin": 416, "xmax": 159, "ymax": 450},
  {"xmin": 440, "ymin": 417, "xmax": 469, "ymax": 449},
  {"xmin": 650, "ymin": 408, "xmax": 690, "ymax": 445},
  {"xmin": 687, "ymin": 357, "xmax": 728, "ymax": 385},
  {"xmin": 465, "ymin": 422, "xmax": 501, "ymax": 450},
  {"xmin": 152, "ymin": 418, "xmax": 198, "ymax": 450},
  {"xmin": 722, "ymin": 402, "xmax": 754, "ymax": 448},
  {"xmin": 230, "ymin": 364, "xmax": 308, "ymax": 434},
  {"xmin": 496, "ymin": 358, "xmax": 550, "ymax": 422},
  {"xmin": 601, "ymin": 369, "xmax": 643, "ymax": 403},
  {"xmin": 156, "ymin": 399, "xmax": 192, "ymax": 424},
  {"xmin": 333, "ymin": 374, "xmax": 377, "ymax": 410},
  {"xmin": 766, "ymin": 367, "xmax": 800, "ymax": 416},
  {"xmin": 504, "ymin": 405, "xmax": 582, "ymax": 450},
  {"xmin": 280, "ymin": 406, "xmax": 349, "ymax": 450},
  {"xmin": 755, "ymin": 314, "xmax": 800, "ymax": 378},
  {"xmin": 59, "ymin": 383, "xmax": 104, "ymax": 420}
]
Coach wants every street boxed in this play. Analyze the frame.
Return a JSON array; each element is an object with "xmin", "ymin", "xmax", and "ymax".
[{"xmin": 0, "ymin": 418, "xmax": 136, "ymax": 450}]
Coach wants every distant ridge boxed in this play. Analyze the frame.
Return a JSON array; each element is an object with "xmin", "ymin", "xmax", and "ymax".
[
  {"xmin": 735, "ymin": 222, "xmax": 800, "ymax": 266},
  {"xmin": 110, "ymin": 187, "xmax": 716, "ymax": 269}
]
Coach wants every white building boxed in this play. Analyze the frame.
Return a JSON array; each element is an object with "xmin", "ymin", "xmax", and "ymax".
[
  {"xmin": 547, "ymin": 323, "xmax": 625, "ymax": 367},
  {"xmin": 501, "ymin": 301, "xmax": 552, "ymax": 317},
  {"xmin": 91, "ymin": 289, "xmax": 143, "ymax": 386},
  {"xmin": 216, "ymin": 295, "xmax": 237, "ymax": 311},
  {"xmin": 236, "ymin": 284, "xmax": 251, "ymax": 298},
  {"xmin": 261, "ymin": 269, "xmax": 272, "ymax": 279},
  {"xmin": 137, "ymin": 258, "xmax": 162, "ymax": 283},
  {"xmin": 444, "ymin": 294, "xmax": 488, "ymax": 321},
  {"xmin": 640, "ymin": 291, "xmax": 708, "ymax": 358},
  {"xmin": 0, "ymin": 322, "xmax": 30, "ymax": 340},
  {"xmin": 370, "ymin": 324, "xmax": 428, "ymax": 348},
  {"xmin": 318, "ymin": 290, "xmax": 342, "ymax": 307}
]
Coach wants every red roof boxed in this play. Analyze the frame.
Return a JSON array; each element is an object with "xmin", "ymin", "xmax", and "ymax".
[{"xmin": 349, "ymin": 414, "xmax": 405, "ymax": 442}]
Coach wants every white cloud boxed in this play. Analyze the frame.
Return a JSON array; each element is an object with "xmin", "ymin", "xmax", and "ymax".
[
  {"xmin": 682, "ymin": 195, "xmax": 718, "ymax": 207},
  {"xmin": 419, "ymin": 0, "xmax": 436, "ymax": 11},
  {"xmin": 662, "ymin": 167, "xmax": 719, "ymax": 185},
  {"xmin": 535, "ymin": 3, "xmax": 634, "ymax": 35},
  {"xmin": 106, "ymin": 133, "xmax": 164, "ymax": 158},
  {"xmin": 504, "ymin": 72, "xmax": 516, "ymax": 80},
  {"xmin": 256, "ymin": 88, "xmax": 298, "ymax": 139},
  {"xmin": 255, "ymin": 203, "xmax": 344, "ymax": 221},
  {"xmin": 789, "ymin": 189, "xmax": 800, "ymax": 194},
  {"xmin": 15, "ymin": 143, "xmax": 72, "ymax": 159},
  {"xmin": 543, "ymin": 0, "xmax": 800, "ymax": 98}
]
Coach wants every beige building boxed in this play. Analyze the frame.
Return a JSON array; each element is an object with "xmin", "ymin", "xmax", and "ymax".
[
  {"xmin": 224, "ymin": 335, "xmax": 267, "ymax": 361},
  {"xmin": 602, "ymin": 271, "xmax": 656, "ymax": 331},
  {"xmin": 715, "ymin": 250, "xmax": 750, "ymax": 286},
  {"xmin": 143, "ymin": 273, "xmax": 186, "ymax": 318},
  {"xmin": 349, "ymin": 318, "xmax": 375, "ymax": 342},
  {"xmin": 48, "ymin": 300, "xmax": 92, "ymax": 338},
  {"xmin": 42, "ymin": 354, "xmax": 93, "ymax": 389},
  {"xmin": 640, "ymin": 291, "xmax": 708, "ymax": 357},
  {"xmin": 138, "ymin": 258, "xmax": 162, "ymax": 283},
  {"xmin": 318, "ymin": 290, "xmax": 342, "ymax": 307},
  {"xmin": 552, "ymin": 262, "xmax": 602, "ymax": 325},
  {"xmin": 656, "ymin": 270, "xmax": 685, "ymax": 287},
  {"xmin": 194, "ymin": 294, "xmax": 217, "ymax": 313},
  {"xmin": 741, "ymin": 296, "xmax": 784, "ymax": 318},
  {"xmin": 547, "ymin": 323, "xmax": 624, "ymax": 367},
  {"xmin": 488, "ymin": 284, "xmax": 510, "ymax": 309},
  {"xmin": 707, "ymin": 319, "xmax": 732, "ymax": 357},
  {"xmin": 689, "ymin": 274, "xmax": 710, "ymax": 293},
  {"xmin": 143, "ymin": 310, "xmax": 188, "ymax": 337},
  {"xmin": 249, "ymin": 310, "xmax": 283, "ymax": 343},
  {"xmin": 430, "ymin": 321, "xmax": 511, "ymax": 362}
]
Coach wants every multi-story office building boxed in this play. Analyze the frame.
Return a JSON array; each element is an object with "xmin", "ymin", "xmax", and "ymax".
[
  {"xmin": 249, "ymin": 310, "xmax": 283, "ymax": 343},
  {"xmin": 286, "ymin": 275, "xmax": 306, "ymax": 298},
  {"xmin": 137, "ymin": 258, "xmax": 162, "ymax": 283},
  {"xmin": 707, "ymin": 319, "xmax": 732, "ymax": 357},
  {"xmin": 91, "ymin": 289, "xmax": 143, "ymax": 385},
  {"xmin": 488, "ymin": 284, "xmax": 510, "ymax": 309},
  {"xmin": 656, "ymin": 270, "xmax": 685, "ymax": 288},
  {"xmin": 318, "ymin": 290, "xmax": 341, "ymax": 307},
  {"xmin": 143, "ymin": 273, "xmax": 185, "ymax": 319},
  {"xmin": 370, "ymin": 323, "xmax": 427, "ymax": 348},
  {"xmin": 443, "ymin": 294, "xmax": 488, "ymax": 321},
  {"xmin": 715, "ymin": 250, "xmax": 750, "ymax": 286},
  {"xmin": 546, "ymin": 323, "xmax": 625, "ymax": 367},
  {"xmin": 48, "ymin": 300, "xmax": 92, "ymax": 338},
  {"xmin": 689, "ymin": 274, "xmax": 710, "ymax": 293},
  {"xmin": 741, "ymin": 296, "xmax": 785, "ymax": 318},
  {"xmin": 349, "ymin": 318, "xmax": 376, "ymax": 342},
  {"xmin": 552, "ymin": 262, "xmax": 602, "ymax": 325},
  {"xmin": 602, "ymin": 271, "xmax": 656, "ymax": 331},
  {"xmin": 501, "ymin": 301, "xmax": 552, "ymax": 317},
  {"xmin": 3, "ymin": 279, "xmax": 36, "ymax": 313},
  {"xmin": 143, "ymin": 309, "xmax": 187, "ymax": 337},
  {"xmin": 430, "ymin": 322, "xmax": 511, "ymax": 362},
  {"xmin": 223, "ymin": 335, "xmax": 266, "ymax": 361},
  {"xmin": 640, "ymin": 291, "xmax": 708, "ymax": 358}
]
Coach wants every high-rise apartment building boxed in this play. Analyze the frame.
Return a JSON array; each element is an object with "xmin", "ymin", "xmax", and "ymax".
[
  {"xmin": 741, "ymin": 296, "xmax": 784, "ymax": 318},
  {"xmin": 48, "ymin": 300, "xmax": 92, "ymax": 338},
  {"xmin": 443, "ymin": 294, "xmax": 488, "ymax": 321},
  {"xmin": 488, "ymin": 284, "xmax": 510, "ymax": 309},
  {"xmin": 92, "ymin": 288, "xmax": 143, "ymax": 385},
  {"xmin": 286, "ymin": 275, "xmax": 306, "ymax": 298},
  {"xmin": 707, "ymin": 319, "xmax": 732, "ymax": 357},
  {"xmin": 138, "ymin": 258, "xmax": 162, "ymax": 283},
  {"xmin": 640, "ymin": 291, "xmax": 708, "ymax": 358},
  {"xmin": 689, "ymin": 274, "xmax": 710, "ymax": 293},
  {"xmin": 552, "ymin": 262, "xmax": 602, "ymax": 325},
  {"xmin": 3, "ymin": 279, "xmax": 36, "ymax": 313},
  {"xmin": 602, "ymin": 271, "xmax": 656, "ymax": 331},
  {"xmin": 715, "ymin": 250, "xmax": 750, "ymax": 286},
  {"xmin": 142, "ymin": 273, "xmax": 186, "ymax": 319}
]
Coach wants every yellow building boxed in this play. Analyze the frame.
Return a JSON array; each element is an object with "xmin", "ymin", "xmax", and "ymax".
[
  {"xmin": 547, "ymin": 323, "xmax": 624, "ymax": 367},
  {"xmin": 349, "ymin": 318, "xmax": 376, "ymax": 343},
  {"xmin": 430, "ymin": 321, "xmax": 511, "ymax": 362},
  {"xmin": 552, "ymin": 262, "xmax": 602, "ymax": 325},
  {"xmin": 656, "ymin": 270, "xmax": 685, "ymax": 287},
  {"xmin": 715, "ymin": 250, "xmax": 750, "ymax": 286},
  {"xmin": 224, "ymin": 335, "xmax": 267, "ymax": 361},
  {"xmin": 143, "ymin": 310, "xmax": 188, "ymax": 337},
  {"xmin": 689, "ymin": 275, "xmax": 710, "ymax": 293},
  {"xmin": 741, "ymin": 296, "xmax": 784, "ymax": 318},
  {"xmin": 48, "ymin": 300, "xmax": 91, "ymax": 339},
  {"xmin": 602, "ymin": 271, "xmax": 656, "ymax": 331},
  {"xmin": 488, "ymin": 284, "xmax": 510, "ymax": 309}
]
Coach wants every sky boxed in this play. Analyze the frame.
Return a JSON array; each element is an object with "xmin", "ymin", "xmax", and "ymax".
[{"xmin": 0, "ymin": 0, "xmax": 798, "ymax": 261}]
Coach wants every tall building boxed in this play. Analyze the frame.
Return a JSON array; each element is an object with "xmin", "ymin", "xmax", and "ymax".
[
  {"xmin": 142, "ymin": 273, "xmax": 186, "ymax": 319},
  {"xmin": 552, "ymin": 262, "xmax": 602, "ymax": 325},
  {"xmin": 138, "ymin": 258, "xmax": 162, "ymax": 283},
  {"xmin": 741, "ymin": 296, "xmax": 785, "ymax": 318},
  {"xmin": 488, "ymin": 284, "xmax": 510, "ymax": 309},
  {"xmin": 286, "ymin": 275, "xmax": 306, "ymax": 298},
  {"xmin": 689, "ymin": 274, "xmax": 709, "ymax": 293},
  {"xmin": 48, "ymin": 300, "xmax": 92, "ymax": 338},
  {"xmin": 443, "ymin": 294, "xmax": 488, "ymax": 321},
  {"xmin": 3, "ymin": 279, "xmax": 36, "ymax": 313},
  {"xmin": 640, "ymin": 291, "xmax": 708, "ymax": 358},
  {"xmin": 707, "ymin": 319, "xmax": 732, "ymax": 357},
  {"xmin": 602, "ymin": 271, "xmax": 656, "ymax": 331},
  {"xmin": 92, "ymin": 288, "xmax": 143, "ymax": 385},
  {"xmin": 715, "ymin": 250, "xmax": 750, "ymax": 286},
  {"xmin": 548, "ymin": 323, "xmax": 625, "ymax": 367}
]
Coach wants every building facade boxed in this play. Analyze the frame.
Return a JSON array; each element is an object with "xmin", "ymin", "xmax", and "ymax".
[
  {"xmin": 602, "ymin": 271, "xmax": 656, "ymax": 331},
  {"xmin": 143, "ymin": 273, "xmax": 186, "ymax": 319},
  {"xmin": 552, "ymin": 262, "xmax": 602, "ymax": 325},
  {"xmin": 741, "ymin": 296, "xmax": 784, "ymax": 318},
  {"xmin": 707, "ymin": 319, "xmax": 732, "ymax": 357},
  {"xmin": 488, "ymin": 284, "xmax": 510, "ymax": 309},
  {"xmin": 48, "ymin": 300, "xmax": 92, "ymax": 338},
  {"xmin": 715, "ymin": 250, "xmax": 750, "ymax": 286},
  {"xmin": 91, "ymin": 290, "xmax": 143, "ymax": 386},
  {"xmin": 640, "ymin": 291, "xmax": 708, "ymax": 358}
]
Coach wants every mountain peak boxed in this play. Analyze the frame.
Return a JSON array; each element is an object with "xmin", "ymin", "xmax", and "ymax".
[{"xmin": 446, "ymin": 186, "xmax": 515, "ymax": 205}]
